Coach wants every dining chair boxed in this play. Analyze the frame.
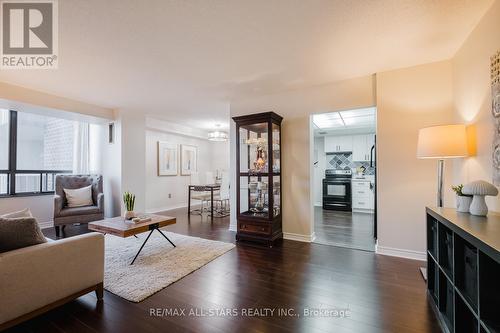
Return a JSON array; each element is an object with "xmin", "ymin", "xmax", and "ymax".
[
  {"xmin": 212, "ymin": 171, "xmax": 230, "ymax": 217},
  {"xmin": 205, "ymin": 171, "xmax": 215, "ymax": 185},
  {"xmin": 189, "ymin": 172, "xmax": 210, "ymax": 215}
]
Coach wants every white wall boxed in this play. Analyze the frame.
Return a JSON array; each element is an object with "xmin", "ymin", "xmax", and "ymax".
[
  {"xmin": 145, "ymin": 124, "xmax": 229, "ymax": 213},
  {"xmin": 99, "ymin": 117, "xmax": 122, "ymax": 218},
  {"xmin": 143, "ymin": 117, "xmax": 229, "ymax": 213},
  {"xmin": 119, "ymin": 110, "xmax": 146, "ymax": 213},
  {"xmin": 376, "ymin": 61, "xmax": 455, "ymax": 259},
  {"xmin": 452, "ymin": 0, "xmax": 500, "ymax": 212}
]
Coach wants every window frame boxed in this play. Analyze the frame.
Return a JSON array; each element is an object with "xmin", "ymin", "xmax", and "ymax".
[{"xmin": 0, "ymin": 110, "xmax": 72, "ymax": 197}]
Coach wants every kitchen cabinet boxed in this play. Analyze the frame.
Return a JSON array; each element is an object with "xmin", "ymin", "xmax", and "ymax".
[
  {"xmin": 352, "ymin": 179, "xmax": 374, "ymax": 211},
  {"xmin": 324, "ymin": 136, "xmax": 353, "ymax": 153},
  {"xmin": 352, "ymin": 134, "xmax": 375, "ymax": 162}
]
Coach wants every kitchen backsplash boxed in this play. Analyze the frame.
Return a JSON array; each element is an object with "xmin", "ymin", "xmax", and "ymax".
[{"xmin": 327, "ymin": 152, "xmax": 375, "ymax": 175}]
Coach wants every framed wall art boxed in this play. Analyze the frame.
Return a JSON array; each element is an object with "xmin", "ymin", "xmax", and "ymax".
[
  {"xmin": 158, "ymin": 141, "xmax": 178, "ymax": 176},
  {"xmin": 491, "ymin": 50, "xmax": 500, "ymax": 185},
  {"xmin": 181, "ymin": 144, "xmax": 197, "ymax": 176}
]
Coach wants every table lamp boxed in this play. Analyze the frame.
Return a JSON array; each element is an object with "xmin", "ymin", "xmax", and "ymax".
[{"xmin": 417, "ymin": 124, "xmax": 468, "ymax": 207}]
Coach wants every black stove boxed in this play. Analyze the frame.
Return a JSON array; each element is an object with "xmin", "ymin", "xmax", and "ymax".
[{"xmin": 323, "ymin": 169, "xmax": 352, "ymax": 211}]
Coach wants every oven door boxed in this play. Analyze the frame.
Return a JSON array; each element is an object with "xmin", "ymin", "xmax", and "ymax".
[{"xmin": 323, "ymin": 179, "xmax": 352, "ymax": 211}]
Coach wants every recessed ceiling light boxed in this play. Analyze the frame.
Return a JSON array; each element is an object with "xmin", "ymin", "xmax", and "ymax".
[
  {"xmin": 313, "ymin": 107, "xmax": 375, "ymax": 129},
  {"xmin": 312, "ymin": 113, "xmax": 344, "ymax": 129}
]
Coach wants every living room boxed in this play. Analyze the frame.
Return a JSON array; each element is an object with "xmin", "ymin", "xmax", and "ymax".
[{"xmin": 1, "ymin": 1, "xmax": 500, "ymax": 332}]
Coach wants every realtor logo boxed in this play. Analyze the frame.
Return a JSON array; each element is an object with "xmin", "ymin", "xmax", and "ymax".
[{"xmin": 1, "ymin": 0, "xmax": 58, "ymax": 69}]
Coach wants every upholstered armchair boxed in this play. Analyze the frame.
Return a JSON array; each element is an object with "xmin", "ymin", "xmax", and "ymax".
[{"xmin": 54, "ymin": 175, "xmax": 104, "ymax": 237}]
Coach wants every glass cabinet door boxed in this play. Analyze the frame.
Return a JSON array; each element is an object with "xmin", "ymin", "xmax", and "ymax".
[
  {"xmin": 239, "ymin": 176, "xmax": 269, "ymax": 218},
  {"xmin": 273, "ymin": 175, "xmax": 280, "ymax": 217},
  {"xmin": 239, "ymin": 123, "xmax": 268, "ymax": 174},
  {"xmin": 236, "ymin": 115, "xmax": 281, "ymax": 220},
  {"xmin": 272, "ymin": 122, "xmax": 280, "ymax": 173}
]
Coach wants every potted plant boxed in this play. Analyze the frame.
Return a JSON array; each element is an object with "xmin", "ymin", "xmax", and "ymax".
[
  {"xmin": 451, "ymin": 184, "xmax": 473, "ymax": 213},
  {"xmin": 123, "ymin": 191, "xmax": 136, "ymax": 220}
]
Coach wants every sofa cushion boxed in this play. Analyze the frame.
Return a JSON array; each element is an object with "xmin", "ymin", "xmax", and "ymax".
[
  {"xmin": 0, "ymin": 217, "xmax": 47, "ymax": 253},
  {"xmin": 63, "ymin": 185, "xmax": 93, "ymax": 207},
  {"xmin": 59, "ymin": 205, "xmax": 101, "ymax": 217},
  {"xmin": 1, "ymin": 208, "xmax": 33, "ymax": 218}
]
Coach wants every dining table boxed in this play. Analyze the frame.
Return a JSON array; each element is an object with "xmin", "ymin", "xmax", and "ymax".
[{"xmin": 188, "ymin": 184, "xmax": 221, "ymax": 220}]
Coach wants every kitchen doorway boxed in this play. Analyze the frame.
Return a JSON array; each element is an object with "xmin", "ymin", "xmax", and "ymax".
[{"xmin": 311, "ymin": 107, "xmax": 377, "ymax": 251}]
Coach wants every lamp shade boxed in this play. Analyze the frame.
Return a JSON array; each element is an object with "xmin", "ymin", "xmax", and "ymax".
[{"xmin": 417, "ymin": 124, "xmax": 467, "ymax": 159}]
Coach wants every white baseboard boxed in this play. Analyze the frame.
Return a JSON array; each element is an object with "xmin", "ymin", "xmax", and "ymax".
[
  {"xmin": 146, "ymin": 203, "xmax": 189, "ymax": 214},
  {"xmin": 375, "ymin": 244, "xmax": 426, "ymax": 261},
  {"xmin": 283, "ymin": 232, "xmax": 315, "ymax": 243},
  {"xmin": 314, "ymin": 202, "xmax": 322, "ymax": 207}
]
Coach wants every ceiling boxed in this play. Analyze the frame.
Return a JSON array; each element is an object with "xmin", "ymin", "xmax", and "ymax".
[
  {"xmin": 313, "ymin": 107, "xmax": 376, "ymax": 136},
  {"xmin": 0, "ymin": 0, "xmax": 493, "ymax": 131}
]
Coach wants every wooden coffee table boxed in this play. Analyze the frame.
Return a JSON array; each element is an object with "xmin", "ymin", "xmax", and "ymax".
[{"xmin": 88, "ymin": 214, "xmax": 176, "ymax": 265}]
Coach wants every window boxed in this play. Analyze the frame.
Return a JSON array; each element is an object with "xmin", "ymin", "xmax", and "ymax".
[
  {"xmin": 0, "ymin": 110, "xmax": 76, "ymax": 196},
  {"xmin": 17, "ymin": 112, "xmax": 74, "ymax": 170},
  {"xmin": 0, "ymin": 110, "xmax": 8, "ymax": 194}
]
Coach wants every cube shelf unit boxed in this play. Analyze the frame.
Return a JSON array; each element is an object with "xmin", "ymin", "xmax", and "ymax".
[{"xmin": 426, "ymin": 207, "xmax": 500, "ymax": 333}]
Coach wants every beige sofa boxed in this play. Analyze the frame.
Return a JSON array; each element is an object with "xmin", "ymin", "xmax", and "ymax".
[{"xmin": 0, "ymin": 233, "xmax": 104, "ymax": 330}]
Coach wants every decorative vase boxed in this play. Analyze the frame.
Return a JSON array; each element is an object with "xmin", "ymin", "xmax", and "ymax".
[
  {"xmin": 124, "ymin": 211, "xmax": 135, "ymax": 220},
  {"xmin": 456, "ymin": 195, "xmax": 472, "ymax": 213}
]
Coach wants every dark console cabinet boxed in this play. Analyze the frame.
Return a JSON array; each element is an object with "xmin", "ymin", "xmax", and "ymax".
[{"xmin": 426, "ymin": 207, "xmax": 500, "ymax": 333}]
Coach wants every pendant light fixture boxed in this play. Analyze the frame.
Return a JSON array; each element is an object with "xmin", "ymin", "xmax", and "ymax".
[{"xmin": 208, "ymin": 124, "xmax": 228, "ymax": 142}]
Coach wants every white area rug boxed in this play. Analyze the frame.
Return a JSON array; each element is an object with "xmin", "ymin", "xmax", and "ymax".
[{"xmin": 104, "ymin": 231, "xmax": 235, "ymax": 302}]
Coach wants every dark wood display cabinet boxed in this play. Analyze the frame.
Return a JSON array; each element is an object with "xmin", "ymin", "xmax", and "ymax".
[
  {"xmin": 426, "ymin": 207, "xmax": 500, "ymax": 333},
  {"xmin": 233, "ymin": 112, "xmax": 283, "ymax": 246}
]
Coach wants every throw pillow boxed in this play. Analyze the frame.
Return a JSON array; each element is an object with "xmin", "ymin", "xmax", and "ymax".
[
  {"xmin": 0, "ymin": 208, "xmax": 33, "ymax": 218},
  {"xmin": 63, "ymin": 185, "xmax": 94, "ymax": 207},
  {"xmin": 0, "ymin": 217, "xmax": 47, "ymax": 253}
]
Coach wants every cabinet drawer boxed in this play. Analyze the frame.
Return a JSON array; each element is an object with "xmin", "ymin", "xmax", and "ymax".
[
  {"xmin": 352, "ymin": 188, "xmax": 370, "ymax": 197},
  {"xmin": 352, "ymin": 199, "xmax": 372, "ymax": 209},
  {"xmin": 239, "ymin": 223, "xmax": 271, "ymax": 235},
  {"xmin": 352, "ymin": 180, "xmax": 370, "ymax": 187}
]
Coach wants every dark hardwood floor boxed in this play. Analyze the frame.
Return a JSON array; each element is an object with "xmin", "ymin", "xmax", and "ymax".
[
  {"xmin": 5, "ymin": 208, "xmax": 440, "ymax": 333},
  {"xmin": 314, "ymin": 207, "xmax": 375, "ymax": 252}
]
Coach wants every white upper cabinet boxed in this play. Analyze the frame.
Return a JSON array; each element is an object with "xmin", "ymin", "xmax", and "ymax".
[
  {"xmin": 352, "ymin": 134, "xmax": 375, "ymax": 161},
  {"xmin": 324, "ymin": 136, "xmax": 335, "ymax": 153},
  {"xmin": 352, "ymin": 135, "xmax": 367, "ymax": 161},
  {"xmin": 324, "ymin": 136, "xmax": 353, "ymax": 153},
  {"xmin": 338, "ymin": 136, "xmax": 353, "ymax": 152}
]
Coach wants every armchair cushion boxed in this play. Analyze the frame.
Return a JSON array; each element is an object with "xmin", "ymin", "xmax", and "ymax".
[
  {"xmin": 0, "ymin": 217, "xmax": 47, "ymax": 253},
  {"xmin": 63, "ymin": 185, "xmax": 93, "ymax": 207},
  {"xmin": 59, "ymin": 205, "xmax": 101, "ymax": 217}
]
